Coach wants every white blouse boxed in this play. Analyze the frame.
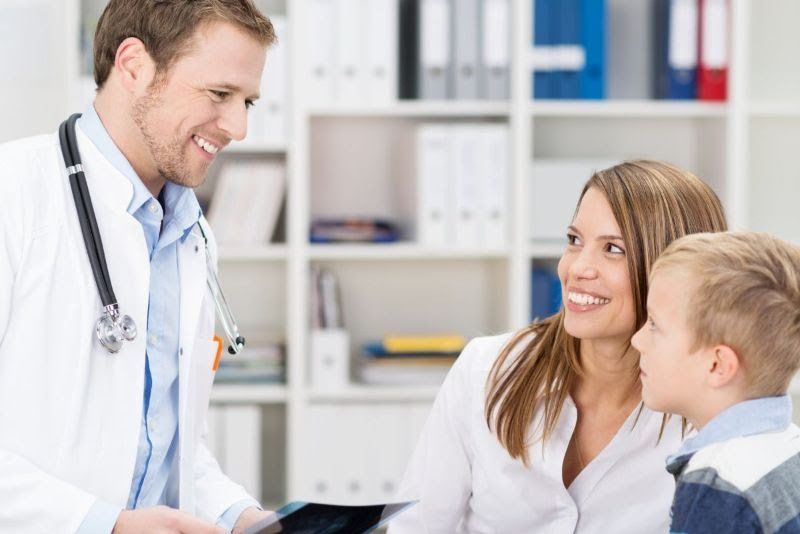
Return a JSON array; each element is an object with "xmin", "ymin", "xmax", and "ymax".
[{"xmin": 388, "ymin": 333, "xmax": 683, "ymax": 534}]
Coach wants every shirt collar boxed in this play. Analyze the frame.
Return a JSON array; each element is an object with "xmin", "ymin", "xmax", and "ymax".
[
  {"xmin": 76, "ymin": 104, "xmax": 201, "ymax": 235},
  {"xmin": 666, "ymin": 395, "xmax": 793, "ymax": 471}
]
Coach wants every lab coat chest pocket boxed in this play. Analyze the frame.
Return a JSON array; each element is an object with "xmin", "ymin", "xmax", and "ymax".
[{"xmin": 190, "ymin": 337, "xmax": 218, "ymax": 442}]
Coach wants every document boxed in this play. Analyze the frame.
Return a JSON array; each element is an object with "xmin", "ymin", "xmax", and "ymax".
[{"xmin": 244, "ymin": 501, "xmax": 417, "ymax": 534}]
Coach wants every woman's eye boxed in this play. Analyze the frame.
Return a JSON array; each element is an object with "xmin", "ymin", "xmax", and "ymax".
[
  {"xmin": 567, "ymin": 233, "xmax": 581, "ymax": 246},
  {"xmin": 607, "ymin": 243, "xmax": 625, "ymax": 254},
  {"xmin": 648, "ymin": 318, "xmax": 657, "ymax": 331},
  {"xmin": 245, "ymin": 99, "xmax": 255, "ymax": 110}
]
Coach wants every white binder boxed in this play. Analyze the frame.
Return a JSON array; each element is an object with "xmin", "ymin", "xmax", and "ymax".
[
  {"xmin": 334, "ymin": 0, "xmax": 364, "ymax": 103},
  {"xmin": 452, "ymin": 125, "xmax": 482, "ymax": 247},
  {"xmin": 480, "ymin": 124, "xmax": 509, "ymax": 247},
  {"xmin": 364, "ymin": 0, "xmax": 399, "ymax": 104},
  {"xmin": 306, "ymin": 0, "xmax": 335, "ymax": 104},
  {"xmin": 453, "ymin": 0, "xmax": 481, "ymax": 99},
  {"xmin": 259, "ymin": 15, "xmax": 287, "ymax": 146},
  {"xmin": 416, "ymin": 124, "xmax": 453, "ymax": 246},
  {"xmin": 419, "ymin": 0, "xmax": 453, "ymax": 99},
  {"xmin": 481, "ymin": 0, "xmax": 510, "ymax": 100}
]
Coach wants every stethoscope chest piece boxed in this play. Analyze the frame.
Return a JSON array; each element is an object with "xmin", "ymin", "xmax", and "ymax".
[{"xmin": 95, "ymin": 305, "xmax": 137, "ymax": 354}]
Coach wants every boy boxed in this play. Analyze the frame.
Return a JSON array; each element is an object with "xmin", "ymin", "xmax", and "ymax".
[{"xmin": 632, "ymin": 231, "xmax": 800, "ymax": 533}]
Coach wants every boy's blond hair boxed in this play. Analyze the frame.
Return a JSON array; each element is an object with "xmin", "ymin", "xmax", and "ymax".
[{"xmin": 653, "ymin": 232, "xmax": 800, "ymax": 396}]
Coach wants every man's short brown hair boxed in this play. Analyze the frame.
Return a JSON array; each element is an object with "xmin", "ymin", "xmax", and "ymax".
[
  {"xmin": 653, "ymin": 231, "xmax": 800, "ymax": 396},
  {"xmin": 93, "ymin": 0, "xmax": 276, "ymax": 88}
]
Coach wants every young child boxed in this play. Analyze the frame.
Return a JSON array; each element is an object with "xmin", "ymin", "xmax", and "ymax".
[{"xmin": 632, "ymin": 231, "xmax": 800, "ymax": 534}]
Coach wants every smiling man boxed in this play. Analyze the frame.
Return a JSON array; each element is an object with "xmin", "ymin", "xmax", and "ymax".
[{"xmin": 0, "ymin": 1, "xmax": 276, "ymax": 533}]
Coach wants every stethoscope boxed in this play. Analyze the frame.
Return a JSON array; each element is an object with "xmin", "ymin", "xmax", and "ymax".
[{"xmin": 58, "ymin": 113, "xmax": 245, "ymax": 355}]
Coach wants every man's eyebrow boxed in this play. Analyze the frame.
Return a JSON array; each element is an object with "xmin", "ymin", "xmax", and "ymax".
[{"xmin": 211, "ymin": 82, "xmax": 260, "ymax": 100}]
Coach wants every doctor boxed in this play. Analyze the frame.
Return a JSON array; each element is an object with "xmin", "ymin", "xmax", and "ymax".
[{"xmin": 0, "ymin": 1, "xmax": 276, "ymax": 532}]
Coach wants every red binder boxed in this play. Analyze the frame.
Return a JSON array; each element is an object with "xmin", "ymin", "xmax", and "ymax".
[{"xmin": 698, "ymin": 0, "xmax": 728, "ymax": 101}]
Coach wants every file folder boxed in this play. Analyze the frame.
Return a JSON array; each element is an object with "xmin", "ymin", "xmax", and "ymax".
[
  {"xmin": 416, "ymin": 125, "xmax": 453, "ymax": 246},
  {"xmin": 579, "ymin": 0, "xmax": 605, "ymax": 99},
  {"xmin": 419, "ymin": 0, "xmax": 453, "ymax": 99},
  {"xmin": 655, "ymin": 0, "xmax": 698, "ymax": 99},
  {"xmin": 557, "ymin": 0, "xmax": 582, "ymax": 99},
  {"xmin": 306, "ymin": 0, "xmax": 335, "ymax": 104},
  {"xmin": 334, "ymin": 0, "xmax": 363, "ymax": 102},
  {"xmin": 698, "ymin": 0, "xmax": 728, "ymax": 101},
  {"xmin": 364, "ymin": 0, "xmax": 399, "ymax": 104},
  {"xmin": 399, "ymin": 0, "xmax": 419, "ymax": 99},
  {"xmin": 452, "ymin": 126, "xmax": 483, "ymax": 246},
  {"xmin": 533, "ymin": 0, "xmax": 555, "ymax": 99},
  {"xmin": 479, "ymin": 125, "xmax": 509, "ymax": 247},
  {"xmin": 481, "ymin": 0, "xmax": 510, "ymax": 100},
  {"xmin": 453, "ymin": 0, "xmax": 481, "ymax": 99}
]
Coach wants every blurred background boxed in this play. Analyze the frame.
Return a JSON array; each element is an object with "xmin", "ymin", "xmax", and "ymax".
[{"xmin": 1, "ymin": 0, "xmax": 798, "ymax": 511}]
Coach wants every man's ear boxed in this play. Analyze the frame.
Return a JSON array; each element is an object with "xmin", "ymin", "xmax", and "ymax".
[
  {"xmin": 706, "ymin": 345, "xmax": 742, "ymax": 388},
  {"xmin": 114, "ymin": 37, "xmax": 156, "ymax": 94}
]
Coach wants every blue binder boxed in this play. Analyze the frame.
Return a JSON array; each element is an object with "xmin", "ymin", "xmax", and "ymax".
[
  {"xmin": 558, "ymin": 0, "xmax": 581, "ymax": 99},
  {"xmin": 654, "ymin": 0, "xmax": 698, "ymax": 99},
  {"xmin": 530, "ymin": 268, "xmax": 562, "ymax": 322},
  {"xmin": 579, "ymin": 0, "xmax": 605, "ymax": 99},
  {"xmin": 533, "ymin": 0, "xmax": 554, "ymax": 99}
]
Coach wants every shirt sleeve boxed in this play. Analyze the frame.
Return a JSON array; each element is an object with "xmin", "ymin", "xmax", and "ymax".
[
  {"xmin": 670, "ymin": 476, "xmax": 762, "ymax": 533},
  {"xmin": 216, "ymin": 499, "xmax": 261, "ymax": 531},
  {"xmin": 75, "ymin": 499, "xmax": 124, "ymax": 534},
  {"xmin": 387, "ymin": 339, "xmax": 481, "ymax": 533}
]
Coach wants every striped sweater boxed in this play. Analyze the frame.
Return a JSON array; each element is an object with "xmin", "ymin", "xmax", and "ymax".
[{"xmin": 666, "ymin": 396, "xmax": 800, "ymax": 534}]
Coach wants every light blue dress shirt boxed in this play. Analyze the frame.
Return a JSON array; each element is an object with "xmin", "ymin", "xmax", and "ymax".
[
  {"xmin": 74, "ymin": 106, "xmax": 257, "ymax": 533},
  {"xmin": 666, "ymin": 394, "xmax": 793, "ymax": 466}
]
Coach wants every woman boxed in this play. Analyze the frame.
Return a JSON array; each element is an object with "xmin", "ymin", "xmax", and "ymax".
[{"xmin": 389, "ymin": 161, "xmax": 727, "ymax": 533}]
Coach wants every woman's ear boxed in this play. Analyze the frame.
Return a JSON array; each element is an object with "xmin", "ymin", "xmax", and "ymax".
[
  {"xmin": 706, "ymin": 345, "xmax": 742, "ymax": 389},
  {"xmin": 114, "ymin": 37, "xmax": 156, "ymax": 94}
]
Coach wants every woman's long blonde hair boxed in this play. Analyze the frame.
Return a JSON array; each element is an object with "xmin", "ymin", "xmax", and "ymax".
[{"xmin": 485, "ymin": 161, "xmax": 727, "ymax": 465}]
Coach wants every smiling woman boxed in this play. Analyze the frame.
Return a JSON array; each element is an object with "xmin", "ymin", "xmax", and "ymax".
[{"xmin": 390, "ymin": 160, "xmax": 728, "ymax": 534}]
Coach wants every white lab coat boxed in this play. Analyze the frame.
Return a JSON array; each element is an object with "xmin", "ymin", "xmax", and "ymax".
[
  {"xmin": 389, "ymin": 334, "xmax": 684, "ymax": 534},
  {"xmin": 0, "ymin": 125, "xmax": 252, "ymax": 532}
]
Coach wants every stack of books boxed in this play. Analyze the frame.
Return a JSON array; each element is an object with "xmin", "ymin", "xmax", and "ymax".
[
  {"xmin": 215, "ymin": 338, "xmax": 286, "ymax": 384},
  {"xmin": 358, "ymin": 334, "xmax": 466, "ymax": 386}
]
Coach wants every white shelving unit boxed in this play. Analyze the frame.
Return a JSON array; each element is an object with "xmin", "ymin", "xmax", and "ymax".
[{"xmin": 50, "ymin": 0, "xmax": 800, "ymax": 509}]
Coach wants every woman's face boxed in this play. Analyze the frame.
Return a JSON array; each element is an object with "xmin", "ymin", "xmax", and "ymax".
[{"xmin": 557, "ymin": 187, "xmax": 637, "ymax": 346}]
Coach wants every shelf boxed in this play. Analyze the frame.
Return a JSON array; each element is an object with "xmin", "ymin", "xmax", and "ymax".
[
  {"xmin": 225, "ymin": 142, "xmax": 288, "ymax": 154},
  {"xmin": 307, "ymin": 384, "xmax": 441, "ymax": 403},
  {"xmin": 748, "ymin": 102, "xmax": 800, "ymax": 118},
  {"xmin": 218, "ymin": 245, "xmax": 288, "ymax": 262},
  {"xmin": 528, "ymin": 242, "xmax": 566, "ymax": 259},
  {"xmin": 530, "ymin": 100, "xmax": 728, "ymax": 118},
  {"xmin": 309, "ymin": 100, "xmax": 510, "ymax": 118},
  {"xmin": 791, "ymin": 374, "xmax": 800, "ymax": 396},
  {"xmin": 308, "ymin": 243, "xmax": 510, "ymax": 261},
  {"xmin": 210, "ymin": 383, "xmax": 288, "ymax": 403}
]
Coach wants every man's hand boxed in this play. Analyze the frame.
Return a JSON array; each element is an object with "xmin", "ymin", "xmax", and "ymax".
[
  {"xmin": 232, "ymin": 506, "xmax": 275, "ymax": 534},
  {"xmin": 112, "ymin": 506, "xmax": 225, "ymax": 534}
]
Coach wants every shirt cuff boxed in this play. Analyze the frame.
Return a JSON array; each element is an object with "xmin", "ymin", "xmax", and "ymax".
[
  {"xmin": 76, "ymin": 498, "xmax": 124, "ymax": 534},
  {"xmin": 217, "ymin": 498, "xmax": 262, "ymax": 531}
]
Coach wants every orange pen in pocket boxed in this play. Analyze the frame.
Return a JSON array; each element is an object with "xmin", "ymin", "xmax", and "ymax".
[{"xmin": 212, "ymin": 335, "xmax": 224, "ymax": 371}]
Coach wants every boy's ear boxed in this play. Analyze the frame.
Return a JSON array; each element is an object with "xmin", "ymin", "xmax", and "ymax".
[{"xmin": 706, "ymin": 345, "xmax": 742, "ymax": 388}]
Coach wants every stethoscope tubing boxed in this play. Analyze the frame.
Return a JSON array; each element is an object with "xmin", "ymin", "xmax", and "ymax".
[{"xmin": 59, "ymin": 113, "xmax": 118, "ymax": 308}]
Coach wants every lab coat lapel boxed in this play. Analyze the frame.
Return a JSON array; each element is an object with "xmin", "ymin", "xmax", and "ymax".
[{"xmin": 177, "ymin": 228, "xmax": 205, "ymax": 512}]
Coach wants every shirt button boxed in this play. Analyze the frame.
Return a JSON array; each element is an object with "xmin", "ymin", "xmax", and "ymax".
[
  {"xmin": 149, "ymin": 201, "xmax": 159, "ymax": 214},
  {"xmin": 149, "ymin": 334, "xmax": 158, "ymax": 346}
]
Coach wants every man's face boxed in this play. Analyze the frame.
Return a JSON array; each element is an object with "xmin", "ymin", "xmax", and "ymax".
[
  {"xmin": 632, "ymin": 268, "xmax": 707, "ymax": 417},
  {"xmin": 132, "ymin": 21, "xmax": 266, "ymax": 188}
]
